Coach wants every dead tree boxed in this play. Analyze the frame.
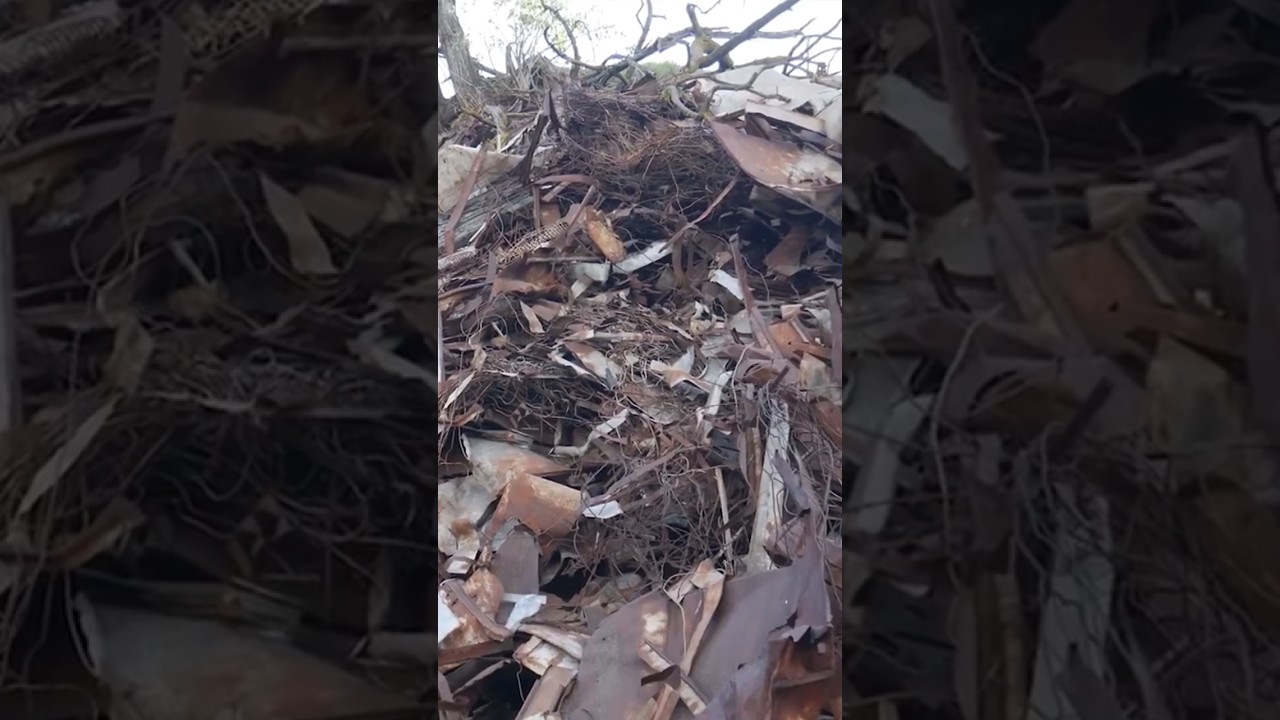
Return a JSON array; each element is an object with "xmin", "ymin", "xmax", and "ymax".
[{"xmin": 439, "ymin": 0, "xmax": 484, "ymax": 111}]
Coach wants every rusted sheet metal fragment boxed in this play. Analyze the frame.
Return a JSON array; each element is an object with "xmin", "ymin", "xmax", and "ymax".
[
  {"xmin": 86, "ymin": 604, "xmax": 416, "ymax": 719},
  {"xmin": 699, "ymin": 634, "xmax": 837, "ymax": 720},
  {"xmin": 1145, "ymin": 337, "xmax": 1274, "ymax": 490},
  {"xmin": 1033, "ymin": 0, "xmax": 1157, "ymax": 96},
  {"xmin": 167, "ymin": 51, "xmax": 375, "ymax": 166},
  {"xmin": 491, "ymin": 525, "xmax": 542, "ymax": 594},
  {"xmin": 708, "ymin": 121, "xmax": 842, "ymax": 223},
  {"xmin": 1048, "ymin": 233, "xmax": 1244, "ymax": 358},
  {"xmin": 440, "ymin": 569, "xmax": 509, "ymax": 668},
  {"xmin": 745, "ymin": 101, "xmax": 827, "ymax": 136},
  {"xmin": 517, "ymin": 665, "xmax": 576, "ymax": 719},
  {"xmin": 440, "ymin": 672, "xmax": 467, "ymax": 720},
  {"xmin": 560, "ymin": 544, "xmax": 834, "ymax": 719},
  {"xmin": 514, "ymin": 631, "xmax": 585, "ymax": 675},
  {"xmin": 938, "ymin": 355, "xmax": 1144, "ymax": 438},
  {"xmin": 440, "ymin": 437, "xmax": 571, "ymax": 558},
  {"xmin": 648, "ymin": 561, "xmax": 725, "ymax": 718},
  {"xmin": 1182, "ymin": 485, "xmax": 1280, "ymax": 642},
  {"xmin": 489, "ymin": 472, "xmax": 583, "ymax": 547}
]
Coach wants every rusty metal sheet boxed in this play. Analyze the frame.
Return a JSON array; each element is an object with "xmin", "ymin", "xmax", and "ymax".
[
  {"xmin": 699, "ymin": 636, "xmax": 837, "ymax": 720},
  {"xmin": 708, "ymin": 121, "xmax": 841, "ymax": 222},
  {"xmin": 87, "ymin": 604, "xmax": 417, "ymax": 720},
  {"xmin": 489, "ymin": 472, "xmax": 582, "ymax": 547},
  {"xmin": 708, "ymin": 121, "xmax": 840, "ymax": 191},
  {"xmin": 560, "ymin": 543, "xmax": 832, "ymax": 719}
]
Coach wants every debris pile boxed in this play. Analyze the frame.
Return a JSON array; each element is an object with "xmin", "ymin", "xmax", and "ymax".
[
  {"xmin": 1, "ymin": 0, "xmax": 846, "ymax": 719},
  {"xmin": 1, "ymin": 1, "xmax": 441, "ymax": 718},
  {"xmin": 436, "ymin": 45, "xmax": 843, "ymax": 720},
  {"xmin": 837, "ymin": 1, "xmax": 1280, "ymax": 719}
]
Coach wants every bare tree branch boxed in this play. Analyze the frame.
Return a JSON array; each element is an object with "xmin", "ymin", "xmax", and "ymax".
[
  {"xmin": 688, "ymin": 0, "xmax": 725, "ymax": 14},
  {"xmin": 590, "ymin": 26, "xmax": 693, "ymax": 82},
  {"xmin": 697, "ymin": 0, "xmax": 801, "ymax": 71},
  {"xmin": 785, "ymin": 17, "xmax": 839, "ymax": 68},
  {"xmin": 633, "ymin": 0, "xmax": 654, "ymax": 55},
  {"xmin": 707, "ymin": 28, "xmax": 806, "ymax": 40},
  {"xmin": 542, "ymin": 30, "xmax": 606, "ymax": 75},
  {"xmin": 540, "ymin": 0, "xmax": 583, "ymax": 78}
]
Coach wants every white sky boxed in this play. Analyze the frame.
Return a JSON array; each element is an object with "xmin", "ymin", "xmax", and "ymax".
[{"xmin": 442, "ymin": 0, "xmax": 842, "ymax": 90}]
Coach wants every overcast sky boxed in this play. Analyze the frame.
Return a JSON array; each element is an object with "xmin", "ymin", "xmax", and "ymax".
[{"xmin": 442, "ymin": 0, "xmax": 842, "ymax": 90}]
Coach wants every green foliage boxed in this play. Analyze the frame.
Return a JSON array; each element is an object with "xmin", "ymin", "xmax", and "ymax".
[
  {"xmin": 491, "ymin": 0, "xmax": 603, "ymax": 58},
  {"xmin": 460, "ymin": 0, "xmax": 620, "ymax": 73},
  {"xmin": 640, "ymin": 61, "xmax": 681, "ymax": 78}
]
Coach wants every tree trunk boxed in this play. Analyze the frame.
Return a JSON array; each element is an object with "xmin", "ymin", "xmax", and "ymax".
[{"xmin": 439, "ymin": 0, "xmax": 483, "ymax": 110}]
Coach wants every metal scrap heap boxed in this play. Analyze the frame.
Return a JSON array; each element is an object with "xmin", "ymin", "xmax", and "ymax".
[
  {"xmin": 0, "ymin": 0, "xmax": 844, "ymax": 718},
  {"xmin": 436, "ymin": 62, "xmax": 843, "ymax": 720}
]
